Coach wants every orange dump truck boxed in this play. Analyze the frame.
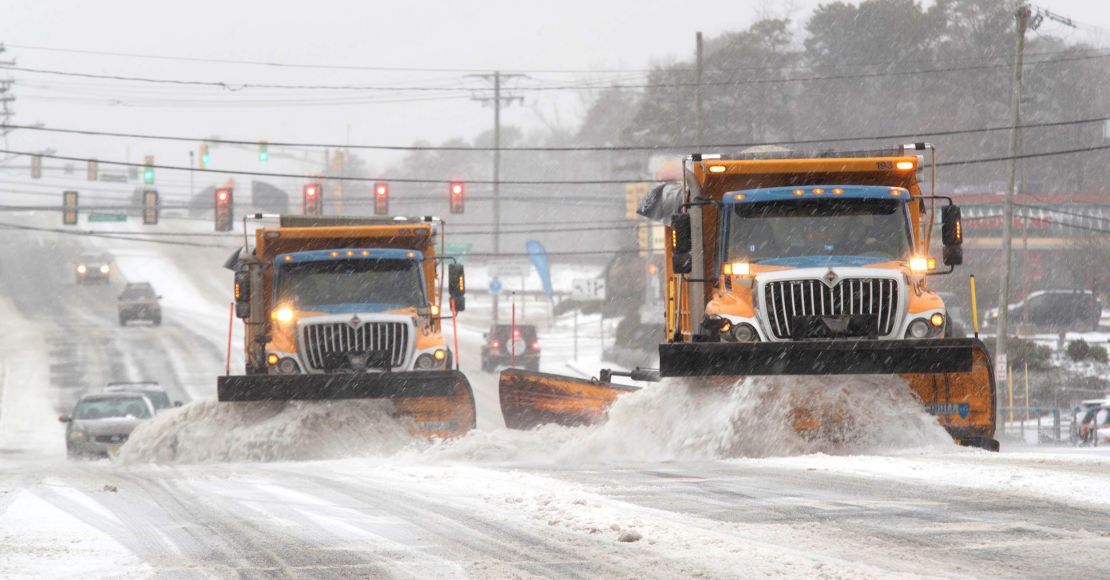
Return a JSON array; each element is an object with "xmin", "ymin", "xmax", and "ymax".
[
  {"xmin": 220, "ymin": 216, "xmax": 474, "ymax": 438},
  {"xmin": 501, "ymin": 146, "xmax": 998, "ymax": 450}
]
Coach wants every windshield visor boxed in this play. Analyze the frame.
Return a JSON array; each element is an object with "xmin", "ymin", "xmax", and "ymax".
[
  {"xmin": 727, "ymin": 198, "xmax": 912, "ymax": 264},
  {"xmin": 276, "ymin": 258, "xmax": 425, "ymax": 310}
]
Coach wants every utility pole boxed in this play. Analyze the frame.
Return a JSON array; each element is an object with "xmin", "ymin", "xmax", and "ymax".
[
  {"xmin": 695, "ymin": 32, "xmax": 705, "ymax": 148},
  {"xmin": 996, "ymin": 4, "xmax": 1073, "ymax": 391},
  {"xmin": 470, "ymin": 71, "xmax": 525, "ymax": 325},
  {"xmin": 0, "ymin": 44, "xmax": 15, "ymax": 152},
  {"xmin": 189, "ymin": 150, "xmax": 195, "ymax": 198}
]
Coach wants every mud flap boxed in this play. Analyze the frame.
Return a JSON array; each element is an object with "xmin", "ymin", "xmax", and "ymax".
[
  {"xmin": 217, "ymin": 371, "xmax": 476, "ymax": 439},
  {"xmin": 659, "ymin": 338, "xmax": 977, "ymax": 376},
  {"xmin": 499, "ymin": 368, "xmax": 639, "ymax": 430}
]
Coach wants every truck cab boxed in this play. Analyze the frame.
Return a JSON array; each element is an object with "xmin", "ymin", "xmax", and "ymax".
[
  {"xmin": 265, "ymin": 248, "xmax": 451, "ymax": 375},
  {"xmin": 707, "ymin": 185, "xmax": 946, "ymax": 343}
]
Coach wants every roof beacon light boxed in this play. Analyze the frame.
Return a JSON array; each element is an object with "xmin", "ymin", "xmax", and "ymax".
[{"xmin": 896, "ymin": 160, "xmax": 916, "ymax": 171}]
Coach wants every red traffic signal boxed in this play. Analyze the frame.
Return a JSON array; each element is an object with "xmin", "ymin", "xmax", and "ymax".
[
  {"xmin": 449, "ymin": 181, "xmax": 464, "ymax": 214},
  {"xmin": 374, "ymin": 182, "xmax": 389, "ymax": 215},
  {"xmin": 214, "ymin": 187, "xmax": 233, "ymax": 232},
  {"xmin": 303, "ymin": 182, "xmax": 322, "ymax": 216}
]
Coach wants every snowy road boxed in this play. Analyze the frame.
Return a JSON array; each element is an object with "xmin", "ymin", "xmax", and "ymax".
[{"xmin": 2, "ymin": 216, "xmax": 1110, "ymax": 578}]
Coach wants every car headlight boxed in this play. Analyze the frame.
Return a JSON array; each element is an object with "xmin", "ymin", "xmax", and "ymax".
[
  {"xmin": 77, "ymin": 265, "xmax": 87, "ymax": 274},
  {"xmin": 729, "ymin": 323, "xmax": 759, "ymax": 342},
  {"xmin": 99, "ymin": 265, "xmax": 110, "ymax": 274},
  {"xmin": 907, "ymin": 319, "xmax": 932, "ymax": 338}
]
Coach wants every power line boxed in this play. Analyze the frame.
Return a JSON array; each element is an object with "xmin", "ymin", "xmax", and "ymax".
[
  {"xmin": 7, "ymin": 49, "xmax": 1110, "ymax": 94},
  {"xmin": 6, "ymin": 113, "xmax": 1110, "ymax": 153}
]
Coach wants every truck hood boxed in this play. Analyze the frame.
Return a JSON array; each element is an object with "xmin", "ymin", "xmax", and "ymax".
[
  {"xmin": 300, "ymin": 303, "xmax": 410, "ymax": 315},
  {"xmin": 757, "ymin": 255, "xmax": 893, "ymax": 268}
]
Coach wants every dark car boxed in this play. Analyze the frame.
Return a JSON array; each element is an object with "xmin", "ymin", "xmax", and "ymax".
[
  {"xmin": 481, "ymin": 324, "xmax": 540, "ymax": 372},
  {"xmin": 76, "ymin": 252, "xmax": 112, "ymax": 285},
  {"xmin": 984, "ymin": 290, "xmax": 1102, "ymax": 333},
  {"xmin": 59, "ymin": 392, "xmax": 155, "ymax": 459},
  {"xmin": 118, "ymin": 282, "xmax": 162, "ymax": 325},
  {"xmin": 104, "ymin": 382, "xmax": 180, "ymax": 411}
]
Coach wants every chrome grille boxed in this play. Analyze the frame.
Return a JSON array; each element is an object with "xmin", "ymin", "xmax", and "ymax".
[
  {"xmin": 763, "ymin": 278, "xmax": 899, "ymax": 339},
  {"xmin": 301, "ymin": 321, "xmax": 409, "ymax": 371}
]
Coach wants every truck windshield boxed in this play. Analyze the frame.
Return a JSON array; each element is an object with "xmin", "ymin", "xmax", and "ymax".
[
  {"xmin": 727, "ymin": 198, "xmax": 912, "ymax": 262},
  {"xmin": 277, "ymin": 259, "xmax": 424, "ymax": 308}
]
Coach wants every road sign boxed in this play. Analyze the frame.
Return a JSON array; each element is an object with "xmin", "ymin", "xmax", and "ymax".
[
  {"xmin": 88, "ymin": 213, "xmax": 127, "ymax": 223},
  {"xmin": 572, "ymin": 278, "xmax": 606, "ymax": 300},
  {"xmin": 994, "ymin": 354, "xmax": 1008, "ymax": 384},
  {"xmin": 491, "ymin": 262, "xmax": 527, "ymax": 279},
  {"xmin": 443, "ymin": 243, "xmax": 472, "ymax": 263},
  {"xmin": 489, "ymin": 278, "xmax": 503, "ymax": 295},
  {"xmin": 99, "ymin": 173, "xmax": 128, "ymax": 183}
]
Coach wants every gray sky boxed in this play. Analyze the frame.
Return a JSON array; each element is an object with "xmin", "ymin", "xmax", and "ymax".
[{"xmin": 3, "ymin": 0, "xmax": 1110, "ymax": 182}]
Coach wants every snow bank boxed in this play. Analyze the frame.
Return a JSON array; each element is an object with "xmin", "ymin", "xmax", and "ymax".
[
  {"xmin": 117, "ymin": 399, "xmax": 419, "ymax": 464},
  {"xmin": 120, "ymin": 375, "xmax": 949, "ymax": 465},
  {"xmin": 413, "ymin": 374, "xmax": 952, "ymax": 464}
]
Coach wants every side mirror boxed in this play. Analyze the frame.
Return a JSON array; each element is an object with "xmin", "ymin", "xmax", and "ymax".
[
  {"xmin": 670, "ymin": 213, "xmax": 692, "ymax": 274},
  {"xmin": 234, "ymin": 271, "xmax": 251, "ymax": 319},
  {"xmin": 58, "ymin": 415, "xmax": 72, "ymax": 423},
  {"xmin": 448, "ymin": 264, "xmax": 466, "ymax": 312},
  {"xmin": 941, "ymin": 205, "xmax": 963, "ymax": 266},
  {"xmin": 173, "ymin": 401, "xmax": 183, "ymax": 407}
]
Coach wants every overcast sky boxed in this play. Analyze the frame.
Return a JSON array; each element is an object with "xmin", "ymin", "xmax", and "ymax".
[{"xmin": 3, "ymin": 0, "xmax": 1110, "ymax": 183}]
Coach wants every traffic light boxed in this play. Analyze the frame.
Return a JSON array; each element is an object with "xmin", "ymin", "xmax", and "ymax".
[
  {"xmin": 215, "ymin": 187, "xmax": 233, "ymax": 232},
  {"xmin": 199, "ymin": 144, "xmax": 210, "ymax": 168},
  {"xmin": 87, "ymin": 159, "xmax": 98, "ymax": 181},
  {"xmin": 374, "ymin": 182, "xmax": 389, "ymax": 215},
  {"xmin": 142, "ymin": 189, "xmax": 159, "ymax": 225},
  {"xmin": 449, "ymin": 181, "xmax": 465, "ymax": 214},
  {"xmin": 63, "ymin": 190, "xmax": 78, "ymax": 225},
  {"xmin": 303, "ymin": 182, "xmax": 322, "ymax": 216},
  {"xmin": 31, "ymin": 155, "xmax": 42, "ymax": 179},
  {"xmin": 258, "ymin": 141, "xmax": 269, "ymax": 162},
  {"xmin": 143, "ymin": 155, "xmax": 155, "ymax": 184}
]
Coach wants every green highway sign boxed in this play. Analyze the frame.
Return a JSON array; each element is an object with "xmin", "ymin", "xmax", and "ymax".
[
  {"xmin": 443, "ymin": 242, "xmax": 473, "ymax": 263},
  {"xmin": 88, "ymin": 213, "xmax": 127, "ymax": 223}
]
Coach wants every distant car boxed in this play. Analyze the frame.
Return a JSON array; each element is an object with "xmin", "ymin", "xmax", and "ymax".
[
  {"xmin": 481, "ymin": 324, "xmax": 540, "ymax": 372},
  {"xmin": 75, "ymin": 253, "xmax": 112, "ymax": 285},
  {"xmin": 117, "ymin": 282, "xmax": 162, "ymax": 325},
  {"xmin": 59, "ymin": 392, "xmax": 155, "ymax": 459},
  {"xmin": 983, "ymin": 290, "xmax": 1102, "ymax": 333},
  {"xmin": 104, "ymin": 381, "xmax": 180, "ymax": 411}
]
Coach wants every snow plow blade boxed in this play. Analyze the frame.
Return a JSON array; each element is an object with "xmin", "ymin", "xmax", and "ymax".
[
  {"xmin": 217, "ymin": 371, "xmax": 476, "ymax": 439},
  {"xmin": 499, "ymin": 368, "xmax": 639, "ymax": 430},
  {"xmin": 659, "ymin": 338, "xmax": 978, "ymax": 376}
]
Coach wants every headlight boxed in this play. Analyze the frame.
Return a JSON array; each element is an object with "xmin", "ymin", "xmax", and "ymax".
[
  {"xmin": 100, "ymin": 265, "xmax": 110, "ymax": 274},
  {"xmin": 77, "ymin": 265, "xmax": 87, "ymax": 274},
  {"xmin": 930, "ymin": 313, "xmax": 945, "ymax": 328},
  {"xmin": 415, "ymin": 354, "xmax": 437, "ymax": 369},
  {"xmin": 277, "ymin": 357, "xmax": 299, "ymax": 374},
  {"xmin": 274, "ymin": 307, "xmax": 294, "ymax": 323},
  {"xmin": 730, "ymin": 323, "xmax": 759, "ymax": 342},
  {"xmin": 907, "ymin": 319, "xmax": 931, "ymax": 338}
]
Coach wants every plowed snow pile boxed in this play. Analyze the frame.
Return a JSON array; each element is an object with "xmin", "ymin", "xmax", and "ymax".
[
  {"xmin": 117, "ymin": 399, "xmax": 417, "ymax": 464},
  {"xmin": 414, "ymin": 375, "xmax": 953, "ymax": 463},
  {"xmin": 120, "ymin": 375, "xmax": 951, "ymax": 465}
]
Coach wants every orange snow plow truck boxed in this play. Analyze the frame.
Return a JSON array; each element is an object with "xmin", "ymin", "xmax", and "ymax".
[
  {"xmin": 500, "ymin": 145, "xmax": 998, "ymax": 450},
  {"xmin": 219, "ymin": 216, "xmax": 475, "ymax": 438}
]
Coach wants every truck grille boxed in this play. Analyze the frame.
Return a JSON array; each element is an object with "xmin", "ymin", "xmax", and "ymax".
[
  {"xmin": 301, "ymin": 321, "xmax": 410, "ymax": 371},
  {"xmin": 763, "ymin": 278, "xmax": 899, "ymax": 339}
]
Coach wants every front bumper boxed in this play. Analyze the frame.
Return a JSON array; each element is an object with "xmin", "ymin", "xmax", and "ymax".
[{"xmin": 659, "ymin": 338, "xmax": 979, "ymax": 376}]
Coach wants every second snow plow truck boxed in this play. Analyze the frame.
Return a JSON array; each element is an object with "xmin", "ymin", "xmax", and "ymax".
[
  {"xmin": 220, "ymin": 216, "xmax": 475, "ymax": 439},
  {"xmin": 500, "ymin": 145, "xmax": 998, "ymax": 450}
]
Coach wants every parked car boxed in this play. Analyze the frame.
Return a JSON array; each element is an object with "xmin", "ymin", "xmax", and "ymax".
[
  {"xmin": 481, "ymin": 324, "xmax": 541, "ymax": 372},
  {"xmin": 59, "ymin": 391, "xmax": 155, "ymax": 459},
  {"xmin": 117, "ymin": 282, "xmax": 162, "ymax": 325},
  {"xmin": 75, "ymin": 252, "xmax": 112, "ymax": 285},
  {"xmin": 104, "ymin": 381, "xmax": 180, "ymax": 411},
  {"xmin": 983, "ymin": 290, "xmax": 1101, "ymax": 332}
]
